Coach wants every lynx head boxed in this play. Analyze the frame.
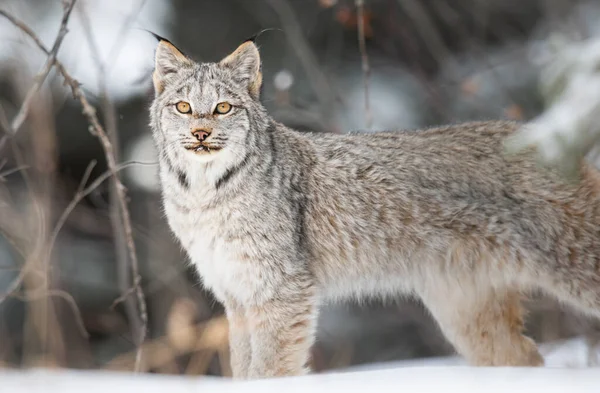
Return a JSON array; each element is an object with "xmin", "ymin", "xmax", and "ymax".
[{"xmin": 150, "ymin": 39, "xmax": 267, "ymax": 164}]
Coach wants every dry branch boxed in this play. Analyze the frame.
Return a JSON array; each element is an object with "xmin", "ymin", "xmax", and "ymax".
[
  {"xmin": 0, "ymin": 4, "xmax": 148, "ymax": 371},
  {"xmin": 265, "ymin": 0, "xmax": 340, "ymax": 131},
  {"xmin": 104, "ymin": 317, "xmax": 228, "ymax": 373},
  {"xmin": 76, "ymin": 2, "xmax": 148, "ymax": 372},
  {"xmin": 47, "ymin": 161, "xmax": 155, "ymax": 263},
  {"xmin": 0, "ymin": 161, "xmax": 152, "ymax": 329},
  {"xmin": 355, "ymin": 0, "xmax": 372, "ymax": 129},
  {"xmin": 1, "ymin": 0, "xmax": 77, "ymax": 135},
  {"xmin": 11, "ymin": 290, "xmax": 89, "ymax": 339},
  {"xmin": 397, "ymin": 0, "xmax": 452, "ymax": 67}
]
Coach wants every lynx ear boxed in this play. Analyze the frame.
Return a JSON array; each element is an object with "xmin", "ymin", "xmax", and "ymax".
[
  {"xmin": 220, "ymin": 41, "xmax": 262, "ymax": 99},
  {"xmin": 153, "ymin": 40, "xmax": 192, "ymax": 94}
]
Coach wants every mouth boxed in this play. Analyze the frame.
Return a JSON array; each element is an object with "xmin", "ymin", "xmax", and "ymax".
[{"xmin": 183, "ymin": 144, "xmax": 223, "ymax": 154}]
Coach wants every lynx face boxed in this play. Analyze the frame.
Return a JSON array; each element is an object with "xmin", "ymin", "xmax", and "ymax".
[{"xmin": 151, "ymin": 40, "xmax": 263, "ymax": 164}]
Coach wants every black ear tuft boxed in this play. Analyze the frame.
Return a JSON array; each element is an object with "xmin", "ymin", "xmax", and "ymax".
[
  {"xmin": 137, "ymin": 28, "xmax": 169, "ymax": 43},
  {"xmin": 243, "ymin": 34, "xmax": 257, "ymax": 44},
  {"xmin": 220, "ymin": 41, "xmax": 262, "ymax": 99},
  {"xmin": 243, "ymin": 28, "xmax": 283, "ymax": 44},
  {"xmin": 153, "ymin": 39, "xmax": 193, "ymax": 94},
  {"xmin": 138, "ymin": 28, "xmax": 190, "ymax": 57}
]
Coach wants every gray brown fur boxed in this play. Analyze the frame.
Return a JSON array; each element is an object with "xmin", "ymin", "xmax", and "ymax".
[{"xmin": 150, "ymin": 40, "xmax": 600, "ymax": 378}]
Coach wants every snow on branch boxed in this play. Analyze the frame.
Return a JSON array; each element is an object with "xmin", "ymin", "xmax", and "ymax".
[{"xmin": 506, "ymin": 36, "xmax": 600, "ymax": 178}]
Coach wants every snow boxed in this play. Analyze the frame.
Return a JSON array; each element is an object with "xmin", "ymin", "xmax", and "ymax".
[
  {"xmin": 2, "ymin": 337, "xmax": 600, "ymax": 393},
  {"xmin": 506, "ymin": 5, "xmax": 600, "ymax": 174},
  {"xmin": 349, "ymin": 337, "xmax": 600, "ymax": 371},
  {"xmin": 507, "ymin": 36, "xmax": 600, "ymax": 168},
  {"xmin": 2, "ymin": 364, "xmax": 599, "ymax": 393}
]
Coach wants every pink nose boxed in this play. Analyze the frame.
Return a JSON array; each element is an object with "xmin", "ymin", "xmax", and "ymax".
[{"xmin": 192, "ymin": 129, "xmax": 210, "ymax": 142}]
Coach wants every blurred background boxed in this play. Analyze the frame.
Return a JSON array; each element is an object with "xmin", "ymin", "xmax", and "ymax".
[{"xmin": 1, "ymin": 0, "xmax": 600, "ymax": 376}]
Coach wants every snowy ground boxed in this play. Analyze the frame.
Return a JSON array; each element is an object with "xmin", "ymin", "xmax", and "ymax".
[
  {"xmin": 3, "ymin": 338, "xmax": 600, "ymax": 393},
  {"xmin": 2, "ymin": 365, "xmax": 599, "ymax": 393},
  {"xmin": 349, "ymin": 336, "xmax": 600, "ymax": 370}
]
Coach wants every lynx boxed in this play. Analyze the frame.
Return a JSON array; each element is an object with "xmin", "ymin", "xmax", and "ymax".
[{"xmin": 150, "ymin": 38, "xmax": 600, "ymax": 379}]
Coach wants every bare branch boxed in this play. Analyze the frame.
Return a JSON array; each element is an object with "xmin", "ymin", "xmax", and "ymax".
[
  {"xmin": 0, "ymin": 7, "xmax": 149, "ymax": 371},
  {"xmin": 11, "ymin": 289, "xmax": 89, "ymax": 339},
  {"xmin": 264, "ymin": 0, "xmax": 340, "ymax": 132},
  {"xmin": 77, "ymin": 2, "xmax": 150, "ymax": 371},
  {"xmin": 48, "ymin": 160, "xmax": 155, "ymax": 251},
  {"xmin": 0, "ymin": 268, "xmax": 27, "ymax": 305},
  {"xmin": 0, "ymin": 0, "xmax": 77, "ymax": 135},
  {"xmin": 106, "ymin": 0, "xmax": 148, "ymax": 75},
  {"xmin": 397, "ymin": 0, "xmax": 452, "ymax": 66},
  {"xmin": 0, "ymin": 10, "xmax": 48, "ymax": 54},
  {"xmin": 110, "ymin": 286, "xmax": 136, "ymax": 310},
  {"xmin": 0, "ymin": 161, "xmax": 153, "ymax": 307},
  {"xmin": 0, "ymin": 103, "xmax": 11, "ymax": 136},
  {"xmin": 0, "ymin": 165, "xmax": 29, "ymax": 181},
  {"xmin": 104, "ymin": 317, "xmax": 228, "ymax": 372},
  {"xmin": 355, "ymin": 0, "xmax": 372, "ymax": 129}
]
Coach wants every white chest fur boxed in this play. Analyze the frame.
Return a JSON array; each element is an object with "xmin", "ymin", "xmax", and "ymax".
[{"xmin": 163, "ymin": 196, "xmax": 274, "ymax": 305}]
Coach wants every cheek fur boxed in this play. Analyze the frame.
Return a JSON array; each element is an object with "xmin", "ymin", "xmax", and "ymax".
[
  {"xmin": 161, "ymin": 112, "xmax": 190, "ymax": 138},
  {"xmin": 213, "ymin": 112, "xmax": 249, "ymax": 138}
]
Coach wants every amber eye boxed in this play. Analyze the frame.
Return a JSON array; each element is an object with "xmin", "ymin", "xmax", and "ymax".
[
  {"xmin": 175, "ymin": 101, "xmax": 191, "ymax": 114},
  {"xmin": 214, "ymin": 102, "xmax": 232, "ymax": 115}
]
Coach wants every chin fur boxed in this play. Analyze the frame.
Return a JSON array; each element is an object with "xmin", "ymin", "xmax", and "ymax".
[{"xmin": 184, "ymin": 148, "xmax": 222, "ymax": 163}]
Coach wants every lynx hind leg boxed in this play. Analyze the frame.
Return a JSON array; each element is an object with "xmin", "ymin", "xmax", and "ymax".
[
  {"xmin": 420, "ymin": 282, "xmax": 544, "ymax": 366},
  {"xmin": 541, "ymin": 273, "xmax": 600, "ymax": 323}
]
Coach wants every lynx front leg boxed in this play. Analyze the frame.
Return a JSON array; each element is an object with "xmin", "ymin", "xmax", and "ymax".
[
  {"xmin": 420, "ymin": 285, "xmax": 543, "ymax": 366},
  {"xmin": 225, "ymin": 302, "xmax": 252, "ymax": 379},
  {"xmin": 246, "ymin": 285, "xmax": 318, "ymax": 378}
]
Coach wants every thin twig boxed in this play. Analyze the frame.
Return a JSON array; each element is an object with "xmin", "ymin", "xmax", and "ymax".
[
  {"xmin": 110, "ymin": 286, "xmax": 136, "ymax": 310},
  {"xmin": 77, "ymin": 3, "xmax": 148, "ymax": 372},
  {"xmin": 0, "ymin": 103, "xmax": 10, "ymax": 136},
  {"xmin": 264, "ymin": 0, "xmax": 341, "ymax": 132},
  {"xmin": 0, "ymin": 7, "xmax": 149, "ymax": 371},
  {"xmin": 0, "ymin": 10, "xmax": 48, "ymax": 53},
  {"xmin": 0, "ymin": 165, "xmax": 29, "ymax": 181},
  {"xmin": 356, "ymin": 0, "xmax": 372, "ymax": 129},
  {"xmin": 397, "ymin": 0, "xmax": 452, "ymax": 67},
  {"xmin": 104, "ymin": 317, "xmax": 228, "ymax": 372},
  {"xmin": 47, "ymin": 160, "xmax": 98, "ymax": 255},
  {"xmin": 0, "ymin": 0, "xmax": 77, "ymax": 135},
  {"xmin": 0, "ymin": 267, "xmax": 28, "ymax": 305},
  {"xmin": 11, "ymin": 289, "xmax": 89, "ymax": 339},
  {"xmin": 0, "ymin": 161, "xmax": 152, "ymax": 311},
  {"xmin": 105, "ymin": 0, "xmax": 148, "ymax": 77},
  {"xmin": 47, "ymin": 160, "xmax": 155, "ymax": 266}
]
